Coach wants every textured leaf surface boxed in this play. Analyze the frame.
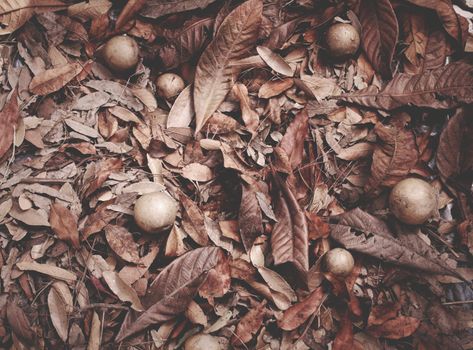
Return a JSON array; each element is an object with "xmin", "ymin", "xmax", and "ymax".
[
  {"xmin": 193, "ymin": 0, "xmax": 262, "ymax": 134},
  {"xmin": 238, "ymin": 181, "xmax": 264, "ymax": 252},
  {"xmin": 366, "ymin": 123, "xmax": 419, "ymax": 190},
  {"xmin": 339, "ymin": 62, "xmax": 473, "ymax": 110},
  {"xmin": 116, "ymin": 247, "xmax": 222, "ymax": 341},
  {"xmin": 0, "ymin": 0, "xmax": 65, "ymax": 35},
  {"xmin": 0, "ymin": 92, "xmax": 19, "ymax": 159},
  {"xmin": 330, "ymin": 208, "xmax": 463, "ymax": 277},
  {"xmin": 359, "ymin": 0, "xmax": 398, "ymax": 77},
  {"xmin": 29, "ymin": 62, "xmax": 83, "ymax": 95},
  {"xmin": 271, "ymin": 175, "xmax": 309, "ymax": 272},
  {"xmin": 140, "ymin": 0, "xmax": 217, "ymax": 18},
  {"xmin": 49, "ymin": 203, "xmax": 80, "ymax": 248}
]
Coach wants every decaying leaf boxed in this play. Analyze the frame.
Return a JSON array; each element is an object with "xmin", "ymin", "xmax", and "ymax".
[
  {"xmin": 102, "ymin": 271, "xmax": 144, "ymax": 311},
  {"xmin": 193, "ymin": 0, "xmax": 263, "ymax": 133},
  {"xmin": 140, "ymin": 0, "xmax": 218, "ymax": 18},
  {"xmin": 49, "ymin": 202, "xmax": 80, "ymax": 248},
  {"xmin": 104, "ymin": 225, "xmax": 141, "ymax": 264},
  {"xmin": 48, "ymin": 282, "xmax": 73, "ymax": 342},
  {"xmin": 29, "ymin": 62, "xmax": 84, "ymax": 95},
  {"xmin": 16, "ymin": 261, "xmax": 77, "ymax": 282},
  {"xmin": 0, "ymin": 91, "xmax": 19, "ymax": 159},
  {"xmin": 238, "ymin": 180, "xmax": 264, "ymax": 252},
  {"xmin": 232, "ymin": 301, "xmax": 267, "ymax": 345},
  {"xmin": 271, "ymin": 174, "xmax": 309, "ymax": 272},
  {"xmin": 116, "ymin": 247, "xmax": 223, "ymax": 341}
]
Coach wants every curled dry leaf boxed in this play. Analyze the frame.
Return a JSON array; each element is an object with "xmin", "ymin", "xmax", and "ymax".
[
  {"xmin": 102, "ymin": 270, "xmax": 144, "ymax": 311},
  {"xmin": 359, "ymin": 0, "xmax": 398, "ymax": 78},
  {"xmin": 366, "ymin": 122, "xmax": 419, "ymax": 191},
  {"xmin": 180, "ymin": 194, "xmax": 209, "ymax": 246},
  {"xmin": 279, "ymin": 109, "xmax": 308, "ymax": 170},
  {"xmin": 340, "ymin": 61, "xmax": 473, "ymax": 110},
  {"xmin": 0, "ymin": 0, "xmax": 65, "ymax": 35},
  {"xmin": 181, "ymin": 163, "xmax": 214, "ymax": 182},
  {"xmin": 258, "ymin": 78, "xmax": 294, "ymax": 99},
  {"xmin": 88, "ymin": 311, "xmax": 101, "ymax": 350},
  {"xmin": 278, "ymin": 287, "xmax": 326, "ymax": 331},
  {"xmin": 368, "ymin": 316, "xmax": 421, "ymax": 339},
  {"xmin": 116, "ymin": 247, "xmax": 223, "ymax": 341},
  {"xmin": 0, "ymin": 91, "xmax": 19, "ymax": 159},
  {"xmin": 29, "ymin": 62, "xmax": 84, "ymax": 96},
  {"xmin": 16, "ymin": 261, "xmax": 77, "ymax": 282},
  {"xmin": 6, "ymin": 298, "xmax": 35, "ymax": 345},
  {"xmin": 141, "ymin": 0, "xmax": 218, "ymax": 18},
  {"xmin": 193, "ymin": 0, "xmax": 263, "ymax": 134},
  {"xmin": 330, "ymin": 208, "xmax": 465, "ymax": 279},
  {"xmin": 238, "ymin": 180, "xmax": 264, "ymax": 252},
  {"xmin": 167, "ymin": 85, "xmax": 194, "ymax": 128},
  {"xmin": 271, "ymin": 174, "xmax": 309, "ymax": 272},
  {"xmin": 49, "ymin": 203, "xmax": 80, "ymax": 248},
  {"xmin": 232, "ymin": 301, "xmax": 267, "ymax": 345},
  {"xmin": 233, "ymin": 83, "xmax": 259, "ymax": 133},
  {"xmin": 104, "ymin": 225, "xmax": 141, "ymax": 264},
  {"xmin": 48, "ymin": 282, "xmax": 73, "ymax": 342},
  {"xmin": 256, "ymin": 46, "xmax": 294, "ymax": 77}
]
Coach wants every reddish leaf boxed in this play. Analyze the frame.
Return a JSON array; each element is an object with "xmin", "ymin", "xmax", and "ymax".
[
  {"xmin": 333, "ymin": 312, "xmax": 354, "ymax": 350},
  {"xmin": 180, "ymin": 194, "xmax": 209, "ymax": 246},
  {"xmin": 49, "ymin": 203, "xmax": 80, "ymax": 248},
  {"xmin": 359, "ymin": 0, "xmax": 399, "ymax": 77},
  {"xmin": 232, "ymin": 301, "xmax": 267, "ymax": 345},
  {"xmin": 238, "ymin": 180, "xmax": 264, "ymax": 252},
  {"xmin": 278, "ymin": 287, "xmax": 326, "ymax": 331},
  {"xmin": 116, "ymin": 247, "xmax": 223, "ymax": 341},
  {"xmin": 29, "ymin": 62, "xmax": 84, "ymax": 95},
  {"xmin": 198, "ymin": 255, "xmax": 231, "ymax": 303},
  {"xmin": 340, "ymin": 62, "xmax": 473, "ymax": 110},
  {"xmin": 82, "ymin": 158, "xmax": 123, "ymax": 198},
  {"xmin": 279, "ymin": 109, "xmax": 308, "ymax": 171},
  {"xmin": 368, "ymin": 302, "xmax": 402, "ymax": 327},
  {"xmin": 193, "ymin": 0, "xmax": 263, "ymax": 134},
  {"xmin": 271, "ymin": 174, "xmax": 309, "ymax": 272},
  {"xmin": 104, "ymin": 225, "xmax": 141, "ymax": 264},
  {"xmin": 115, "ymin": 0, "xmax": 146, "ymax": 30},
  {"xmin": 368, "ymin": 316, "xmax": 421, "ymax": 339},
  {"xmin": 366, "ymin": 122, "xmax": 419, "ymax": 191},
  {"xmin": 0, "ymin": 91, "xmax": 19, "ymax": 159}
]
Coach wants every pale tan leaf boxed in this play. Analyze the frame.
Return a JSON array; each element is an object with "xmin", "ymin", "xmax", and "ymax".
[
  {"xmin": 9, "ymin": 206, "xmax": 50, "ymax": 227},
  {"xmin": 182, "ymin": 163, "xmax": 214, "ymax": 182},
  {"xmin": 102, "ymin": 270, "xmax": 144, "ymax": 311},
  {"xmin": 104, "ymin": 225, "xmax": 141, "ymax": 264},
  {"xmin": 122, "ymin": 181, "xmax": 165, "ymax": 195},
  {"xmin": 256, "ymin": 46, "xmax": 294, "ymax": 77},
  {"xmin": 132, "ymin": 88, "xmax": 157, "ymax": 112},
  {"xmin": 167, "ymin": 85, "xmax": 194, "ymax": 128},
  {"xmin": 193, "ymin": 0, "xmax": 263, "ymax": 134},
  {"xmin": 109, "ymin": 106, "xmax": 141, "ymax": 123},
  {"xmin": 87, "ymin": 312, "xmax": 101, "ymax": 350},
  {"xmin": 233, "ymin": 83, "xmax": 259, "ymax": 133},
  {"xmin": 0, "ymin": 0, "xmax": 65, "ymax": 35},
  {"xmin": 16, "ymin": 261, "xmax": 77, "ymax": 282},
  {"xmin": 64, "ymin": 119, "xmax": 100, "ymax": 138},
  {"xmin": 185, "ymin": 300, "xmax": 208, "ymax": 326},
  {"xmin": 49, "ymin": 203, "xmax": 80, "ymax": 248},
  {"xmin": 336, "ymin": 142, "xmax": 374, "ymax": 161},
  {"xmin": 48, "ymin": 282, "xmax": 73, "ymax": 342},
  {"xmin": 29, "ymin": 62, "xmax": 83, "ymax": 95},
  {"xmin": 0, "ymin": 198, "xmax": 13, "ymax": 223},
  {"xmin": 258, "ymin": 78, "xmax": 294, "ymax": 99},
  {"xmin": 68, "ymin": 0, "xmax": 111, "ymax": 20}
]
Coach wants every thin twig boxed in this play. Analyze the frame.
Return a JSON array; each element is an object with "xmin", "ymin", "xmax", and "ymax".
[
  {"xmin": 79, "ymin": 303, "xmax": 130, "ymax": 311},
  {"xmin": 442, "ymin": 300, "xmax": 473, "ymax": 306}
]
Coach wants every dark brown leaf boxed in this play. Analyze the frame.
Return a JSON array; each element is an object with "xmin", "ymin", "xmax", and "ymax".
[
  {"xmin": 436, "ymin": 107, "xmax": 473, "ymax": 191},
  {"xmin": 366, "ymin": 122, "xmax": 419, "ymax": 191},
  {"xmin": 29, "ymin": 62, "xmax": 84, "ymax": 95},
  {"xmin": 82, "ymin": 158, "xmax": 123, "ymax": 198},
  {"xmin": 330, "ymin": 208, "xmax": 464, "ymax": 278},
  {"xmin": 116, "ymin": 247, "xmax": 223, "ymax": 341},
  {"xmin": 271, "ymin": 174, "xmax": 309, "ymax": 272},
  {"xmin": 278, "ymin": 287, "xmax": 326, "ymax": 331},
  {"xmin": 279, "ymin": 109, "xmax": 309, "ymax": 171},
  {"xmin": 238, "ymin": 181, "xmax": 264, "ymax": 252},
  {"xmin": 368, "ymin": 316, "xmax": 421, "ymax": 339},
  {"xmin": 359, "ymin": 0, "xmax": 398, "ymax": 77},
  {"xmin": 180, "ymin": 194, "xmax": 209, "ymax": 246},
  {"xmin": 193, "ymin": 0, "xmax": 263, "ymax": 134},
  {"xmin": 115, "ymin": 0, "xmax": 146, "ymax": 30},
  {"xmin": 406, "ymin": 0, "xmax": 462, "ymax": 43},
  {"xmin": 6, "ymin": 298, "xmax": 36, "ymax": 346},
  {"xmin": 49, "ymin": 203, "xmax": 80, "ymax": 248},
  {"xmin": 0, "ymin": 91, "xmax": 19, "ymax": 159},
  {"xmin": 339, "ymin": 61, "xmax": 473, "ymax": 110}
]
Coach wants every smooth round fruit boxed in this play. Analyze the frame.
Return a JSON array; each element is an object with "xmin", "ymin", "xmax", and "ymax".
[
  {"xmin": 134, "ymin": 192, "xmax": 178, "ymax": 233},
  {"xmin": 184, "ymin": 334, "xmax": 222, "ymax": 350},
  {"xmin": 325, "ymin": 23, "xmax": 360, "ymax": 58},
  {"xmin": 156, "ymin": 73, "xmax": 185, "ymax": 100},
  {"xmin": 324, "ymin": 248, "xmax": 355, "ymax": 277},
  {"xmin": 389, "ymin": 178, "xmax": 438, "ymax": 225},
  {"xmin": 103, "ymin": 35, "xmax": 139, "ymax": 72}
]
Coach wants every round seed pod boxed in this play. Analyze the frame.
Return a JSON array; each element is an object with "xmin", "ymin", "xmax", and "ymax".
[
  {"xmin": 184, "ymin": 334, "xmax": 222, "ymax": 350},
  {"xmin": 325, "ymin": 23, "xmax": 360, "ymax": 58},
  {"xmin": 103, "ymin": 35, "xmax": 139, "ymax": 72},
  {"xmin": 324, "ymin": 248, "xmax": 355, "ymax": 277},
  {"xmin": 133, "ymin": 192, "xmax": 178, "ymax": 233},
  {"xmin": 389, "ymin": 178, "xmax": 438, "ymax": 225},
  {"xmin": 156, "ymin": 73, "xmax": 185, "ymax": 100}
]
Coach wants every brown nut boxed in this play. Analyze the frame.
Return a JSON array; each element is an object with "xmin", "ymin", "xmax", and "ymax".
[
  {"xmin": 103, "ymin": 35, "xmax": 139, "ymax": 72},
  {"xmin": 389, "ymin": 178, "xmax": 438, "ymax": 225},
  {"xmin": 184, "ymin": 334, "xmax": 223, "ymax": 350},
  {"xmin": 156, "ymin": 73, "xmax": 185, "ymax": 100},
  {"xmin": 324, "ymin": 248, "xmax": 355, "ymax": 277},
  {"xmin": 134, "ymin": 192, "xmax": 178, "ymax": 233},
  {"xmin": 325, "ymin": 23, "xmax": 360, "ymax": 58}
]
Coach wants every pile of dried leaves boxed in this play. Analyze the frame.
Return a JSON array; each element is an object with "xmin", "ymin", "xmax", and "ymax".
[{"xmin": 1, "ymin": 0, "xmax": 473, "ymax": 349}]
